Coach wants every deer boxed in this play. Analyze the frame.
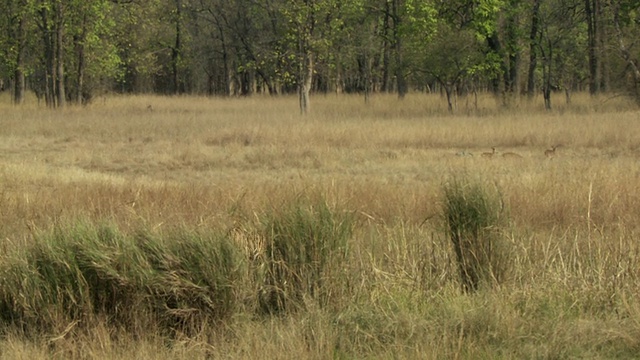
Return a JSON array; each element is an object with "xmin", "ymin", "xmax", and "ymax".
[{"xmin": 481, "ymin": 147, "xmax": 496, "ymax": 158}]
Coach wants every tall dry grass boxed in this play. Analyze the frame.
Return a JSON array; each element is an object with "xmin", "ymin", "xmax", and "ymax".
[{"xmin": 1, "ymin": 91, "xmax": 640, "ymax": 358}]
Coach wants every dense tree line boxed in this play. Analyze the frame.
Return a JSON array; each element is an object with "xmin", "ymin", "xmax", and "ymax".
[{"xmin": 0, "ymin": 0, "xmax": 639, "ymax": 112}]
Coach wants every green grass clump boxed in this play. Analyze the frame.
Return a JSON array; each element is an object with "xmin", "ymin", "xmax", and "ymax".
[
  {"xmin": 0, "ymin": 222, "xmax": 245, "ymax": 335},
  {"xmin": 442, "ymin": 176, "xmax": 509, "ymax": 292},
  {"xmin": 259, "ymin": 198, "xmax": 354, "ymax": 314},
  {"xmin": 134, "ymin": 228, "xmax": 245, "ymax": 332}
]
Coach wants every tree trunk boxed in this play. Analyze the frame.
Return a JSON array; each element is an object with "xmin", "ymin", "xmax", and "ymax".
[
  {"xmin": 13, "ymin": 14, "xmax": 26, "ymax": 105},
  {"xmin": 445, "ymin": 86, "xmax": 453, "ymax": 112},
  {"xmin": 74, "ymin": 14, "xmax": 87, "ymax": 104},
  {"xmin": 527, "ymin": 0, "xmax": 541, "ymax": 98},
  {"xmin": 216, "ymin": 20, "xmax": 231, "ymax": 96},
  {"xmin": 392, "ymin": 0, "xmax": 407, "ymax": 98},
  {"xmin": 171, "ymin": 0, "xmax": 182, "ymax": 94},
  {"xmin": 299, "ymin": 52, "xmax": 313, "ymax": 115},
  {"xmin": 381, "ymin": 1, "xmax": 392, "ymax": 93},
  {"xmin": 40, "ymin": 4, "xmax": 56, "ymax": 107},
  {"xmin": 487, "ymin": 34, "xmax": 505, "ymax": 97},
  {"xmin": 596, "ymin": 0, "xmax": 609, "ymax": 91},
  {"xmin": 542, "ymin": 46, "xmax": 552, "ymax": 110},
  {"xmin": 585, "ymin": 0, "xmax": 600, "ymax": 95},
  {"xmin": 55, "ymin": 1, "xmax": 66, "ymax": 108},
  {"xmin": 14, "ymin": 68, "xmax": 25, "ymax": 105},
  {"xmin": 505, "ymin": 5, "xmax": 521, "ymax": 95}
]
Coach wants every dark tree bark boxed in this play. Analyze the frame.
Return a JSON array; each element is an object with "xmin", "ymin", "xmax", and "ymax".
[
  {"xmin": 74, "ymin": 14, "xmax": 87, "ymax": 104},
  {"xmin": 380, "ymin": 1, "xmax": 392, "ymax": 93},
  {"xmin": 585, "ymin": 0, "xmax": 600, "ymax": 95},
  {"xmin": 391, "ymin": 0, "xmax": 407, "ymax": 98},
  {"xmin": 527, "ymin": 0, "xmax": 541, "ymax": 98},
  {"xmin": 541, "ymin": 39, "xmax": 552, "ymax": 110},
  {"xmin": 13, "ymin": 4, "xmax": 26, "ymax": 105},
  {"xmin": 486, "ymin": 34, "xmax": 505, "ymax": 96},
  {"xmin": 39, "ymin": 3, "xmax": 56, "ymax": 107},
  {"xmin": 505, "ymin": 9, "xmax": 521, "ymax": 94},
  {"xmin": 55, "ymin": 1, "xmax": 66, "ymax": 108},
  {"xmin": 596, "ymin": 0, "xmax": 610, "ymax": 92},
  {"xmin": 171, "ymin": 0, "xmax": 183, "ymax": 94}
]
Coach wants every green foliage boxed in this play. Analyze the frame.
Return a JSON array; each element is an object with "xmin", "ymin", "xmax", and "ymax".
[
  {"xmin": 259, "ymin": 198, "xmax": 353, "ymax": 314},
  {"xmin": 442, "ymin": 176, "xmax": 509, "ymax": 292}
]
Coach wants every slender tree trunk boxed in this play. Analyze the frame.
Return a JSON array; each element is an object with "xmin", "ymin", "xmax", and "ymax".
[
  {"xmin": 445, "ymin": 85, "xmax": 453, "ymax": 112},
  {"xmin": 171, "ymin": 0, "xmax": 182, "ymax": 94},
  {"xmin": 542, "ymin": 45, "xmax": 552, "ymax": 110},
  {"xmin": 215, "ymin": 19, "xmax": 231, "ymax": 96},
  {"xmin": 527, "ymin": 0, "xmax": 541, "ymax": 98},
  {"xmin": 335, "ymin": 61, "xmax": 343, "ymax": 95},
  {"xmin": 597, "ymin": 0, "xmax": 610, "ymax": 91},
  {"xmin": 437, "ymin": 78, "xmax": 454, "ymax": 113},
  {"xmin": 363, "ymin": 51, "xmax": 373, "ymax": 104},
  {"xmin": 585, "ymin": 0, "xmax": 600, "ymax": 95},
  {"xmin": 13, "ymin": 13, "xmax": 26, "ymax": 105},
  {"xmin": 487, "ymin": 34, "xmax": 505, "ymax": 97},
  {"xmin": 505, "ymin": 5, "xmax": 521, "ymax": 95},
  {"xmin": 391, "ymin": 0, "xmax": 407, "ymax": 98},
  {"xmin": 14, "ymin": 67, "xmax": 25, "ymax": 105},
  {"xmin": 381, "ymin": 1, "xmax": 392, "ymax": 93},
  {"xmin": 299, "ymin": 51, "xmax": 313, "ymax": 114},
  {"xmin": 74, "ymin": 15, "xmax": 87, "ymax": 104},
  {"xmin": 40, "ymin": 4, "xmax": 56, "ymax": 107},
  {"xmin": 55, "ymin": 1, "xmax": 65, "ymax": 108}
]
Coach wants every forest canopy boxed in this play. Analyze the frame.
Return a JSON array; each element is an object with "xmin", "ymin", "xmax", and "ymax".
[{"xmin": 0, "ymin": 0, "xmax": 639, "ymax": 112}]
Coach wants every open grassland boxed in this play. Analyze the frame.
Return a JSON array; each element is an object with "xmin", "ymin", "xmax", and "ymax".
[{"xmin": 1, "ymin": 92, "xmax": 640, "ymax": 358}]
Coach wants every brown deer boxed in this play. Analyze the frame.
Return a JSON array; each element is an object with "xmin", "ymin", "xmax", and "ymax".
[
  {"xmin": 545, "ymin": 145, "xmax": 561, "ymax": 158},
  {"xmin": 481, "ymin": 147, "xmax": 496, "ymax": 158}
]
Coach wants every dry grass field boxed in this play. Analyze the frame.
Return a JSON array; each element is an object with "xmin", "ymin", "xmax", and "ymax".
[{"xmin": 1, "ymin": 91, "xmax": 640, "ymax": 359}]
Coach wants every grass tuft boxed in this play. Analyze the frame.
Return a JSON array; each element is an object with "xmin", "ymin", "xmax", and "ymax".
[
  {"xmin": 259, "ymin": 198, "xmax": 354, "ymax": 314},
  {"xmin": 0, "ymin": 222, "xmax": 245, "ymax": 335},
  {"xmin": 442, "ymin": 176, "xmax": 509, "ymax": 292}
]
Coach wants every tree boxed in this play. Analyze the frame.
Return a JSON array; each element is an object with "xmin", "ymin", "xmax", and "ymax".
[
  {"xmin": 0, "ymin": 0, "xmax": 31, "ymax": 104},
  {"xmin": 32, "ymin": 0, "xmax": 66, "ymax": 107},
  {"xmin": 612, "ymin": 0, "xmax": 640, "ymax": 105},
  {"xmin": 584, "ymin": 0, "xmax": 612, "ymax": 94},
  {"xmin": 526, "ymin": 0, "xmax": 541, "ymax": 98},
  {"xmin": 418, "ymin": 23, "xmax": 489, "ymax": 111},
  {"xmin": 537, "ymin": 0, "xmax": 585, "ymax": 109},
  {"xmin": 67, "ymin": 0, "xmax": 121, "ymax": 103},
  {"xmin": 279, "ymin": 0, "xmax": 339, "ymax": 114}
]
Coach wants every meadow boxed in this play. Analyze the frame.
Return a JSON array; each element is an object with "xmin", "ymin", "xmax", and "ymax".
[{"xmin": 0, "ymin": 91, "xmax": 640, "ymax": 359}]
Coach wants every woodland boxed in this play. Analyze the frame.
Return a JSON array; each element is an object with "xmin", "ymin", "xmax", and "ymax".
[{"xmin": 0, "ymin": 0, "xmax": 639, "ymax": 113}]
